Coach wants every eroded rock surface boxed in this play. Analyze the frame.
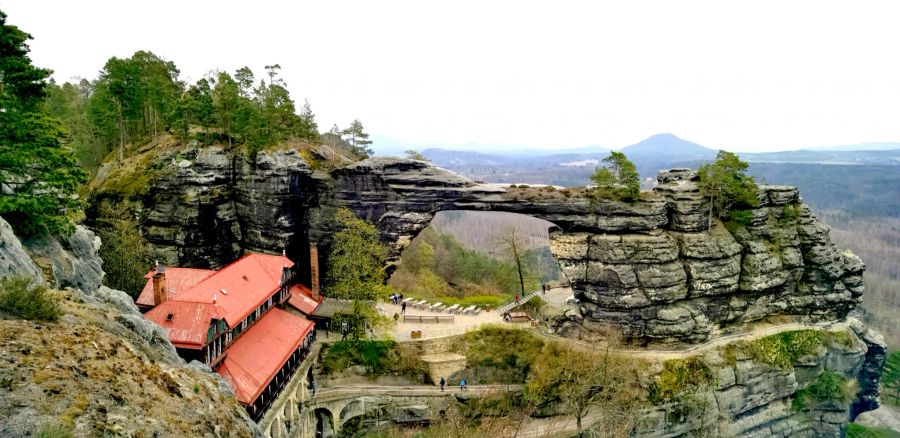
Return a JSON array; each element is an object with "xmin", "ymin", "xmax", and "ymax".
[
  {"xmin": 144, "ymin": 147, "xmax": 316, "ymax": 268},
  {"xmin": 328, "ymin": 160, "xmax": 863, "ymax": 345},
  {"xmin": 631, "ymin": 322, "xmax": 886, "ymax": 438},
  {"xmin": 128, "ymin": 154, "xmax": 865, "ymax": 346}
]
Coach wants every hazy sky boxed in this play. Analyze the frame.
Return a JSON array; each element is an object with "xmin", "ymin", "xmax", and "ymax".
[{"xmin": 3, "ymin": 0, "xmax": 900, "ymax": 152}]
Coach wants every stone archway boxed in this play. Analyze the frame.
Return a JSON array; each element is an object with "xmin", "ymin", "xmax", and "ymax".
[
  {"xmin": 339, "ymin": 400, "xmax": 366, "ymax": 426},
  {"xmin": 313, "ymin": 408, "xmax": 334, "ymax": 438}
]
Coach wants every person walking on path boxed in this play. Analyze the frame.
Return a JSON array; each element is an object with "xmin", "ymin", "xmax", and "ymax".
[
  {"xmin": 515, "ymin": 294, "xmax": 520, "ymax": 305},
  {"xmin": 440, "ymin": 377, "xmax": 445, "ymax": 392},
  {"xmin": 460, "ymin": 379, "xmax": 467, "ymax": 391},
  {"xmin": 401, "ymin": 301, "xmax": 407, "ymax": 314}
]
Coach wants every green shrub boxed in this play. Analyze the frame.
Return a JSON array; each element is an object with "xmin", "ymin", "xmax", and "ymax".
[
  {"xmin": 0, "ymin": 277, "xmax": 62, "ymax": 322},
  {"xmin": 792, "ymin": 370, "xmax": 857, "ymax": 411},
  {"xmin": 452, "ymin": 326, "xmax": 545, "ymax": 384},
  {"xmin": 728, "ymin": 209, "xmax": 754, "ymax": 225},
  {"xmin": 648, "ymin": 357, "xmax": 715, "ymax": 404},
  {"xmin": 321, "ymin": 340, "xmax": 426, "ymax": 376},
  {"xmin": 781, "ymin": 204, "xmax": 799, "ymax": 221}
]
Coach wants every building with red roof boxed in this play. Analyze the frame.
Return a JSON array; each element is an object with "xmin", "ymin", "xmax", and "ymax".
[{"xmin": 138, "ymin": 252, "xmax": 318, "ymax": 420}]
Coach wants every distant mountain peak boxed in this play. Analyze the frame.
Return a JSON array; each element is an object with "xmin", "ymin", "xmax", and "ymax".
[{"xmin": 620, "ymin": 133, "xmax": 716, "ymax": 159}]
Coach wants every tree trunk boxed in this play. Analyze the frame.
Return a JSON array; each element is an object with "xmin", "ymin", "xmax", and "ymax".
[{"xmin": 707, "ymin": 194, "xmax": 715, "ymax": 231}]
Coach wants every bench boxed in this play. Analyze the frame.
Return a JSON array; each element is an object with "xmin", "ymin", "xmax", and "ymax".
[
  {"xmin": 506, "ymin": 311, "xmax": 530, "ymax": 322},
  {"xmin": 412, "ymin": 299, "xmax": 428, "ymax": 309},
  {"xmin": 429, "ymin": 303, "xmax": 445, "ymax": 312},
  {"xmin": 403, "ymin": 315, "xmax": 455, "ymax": 323},
  {"xmin": 445, "ymin": 304, "xmax": 460, "ymax": 313},
  {"xmin": 401, "ymin": 297, "xmax": 416, "ymax": 304}
]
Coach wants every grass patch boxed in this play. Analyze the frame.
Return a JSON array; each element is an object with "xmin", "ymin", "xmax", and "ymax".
[
  {"xmin": 451, "ymin": 326, "xmax": 546, "ymax": 384},
  {"xmin": 35, "ymin": 422, "xmax": 73, "ymax": 438},
  {"xmin": 431, "ymin": 294, "xmax": 506, "ymax": 308},
  {"xmin": 724, "ymin": 330, "xmax": 825, "ymax": 369},
  {"xmin": 792, "ymin": 370, "xmax": 858, "ymax": 411},
  {"xmin": 848, "ymin": 423, "xmax": 900, "ymax": 438},
  {"xmin": 0, "ymin": 277, "xmax": 62, "ymax": 322},
  {"xmin": 321, "ymin": 340, "xmax": 426, "ymax": 376},
  {"xmin": 648, "ymin": 357, "xmax": 716, "ymax": 404}
]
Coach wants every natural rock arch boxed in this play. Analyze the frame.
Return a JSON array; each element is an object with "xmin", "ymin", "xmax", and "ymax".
[{"xmin": 324, "ymin": 159, "xmax": 865, "ymax": 345}]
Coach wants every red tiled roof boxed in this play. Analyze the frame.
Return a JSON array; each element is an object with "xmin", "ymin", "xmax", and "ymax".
[
  {"xmin": 144, "ymin": 300, "xmax": 220, "ymax": 349},
  {"xmin": 215, "ymin": 308, "xmax": 314, "ymax": 405},
  {"xmin": 136, "ymin": 268, "xmax": 216, "ymax": 308},
  {"xmin": 175, "ymin": 253, "xmax": 294, "ymax": 327},
  {"xmin": 287, "ymin": 284, "xmax": 322, "ymax": 315}
]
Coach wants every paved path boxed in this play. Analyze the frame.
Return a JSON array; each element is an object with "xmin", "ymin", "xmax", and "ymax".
[
  {"xmin": 380, "ymin": 301, "xmax": 507, "ymax": 340},
  {"xmin": 541, "ymin": 320, "xmax": 851, "ymax": 361}
]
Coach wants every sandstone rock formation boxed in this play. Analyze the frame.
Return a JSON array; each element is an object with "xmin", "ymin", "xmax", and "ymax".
[
  {"xmin": 143, "ymin": 146, "xmax": 317, "ymax": 269},
  {"xmin": 630, "ymin": 321, "xmax": 886, "ymax": 437},
  {"xmin": 128, "ymin": 152, "xmax": 867, "ymax": 345}
]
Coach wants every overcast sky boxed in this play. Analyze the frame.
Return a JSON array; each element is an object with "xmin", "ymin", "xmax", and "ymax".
[{"xmin": 3, "ymin": 0, "xmax": 900, "ymax": 152}]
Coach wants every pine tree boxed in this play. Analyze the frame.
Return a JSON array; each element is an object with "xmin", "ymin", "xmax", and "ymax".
[
  {"xmin": 342, "ymin": 119, "xmax": 373, "ymax": 157},
  {"xmin": 0, "ymin": 10, "xmax": 86, "ymax": 236},
  {"xmin": 698, "ymin": 150, "xmax": 759, "ymax": 229},
  {"xmin": 590, "ymin": 151, "xmax": 640, "ymax": 201}
]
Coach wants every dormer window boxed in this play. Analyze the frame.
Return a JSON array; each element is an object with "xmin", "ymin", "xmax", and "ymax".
[{"xmin": 166, "ymin": 313, "xmax": 174, "ymax": 321}]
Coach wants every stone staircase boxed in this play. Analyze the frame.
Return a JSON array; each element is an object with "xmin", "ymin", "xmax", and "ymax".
[{"xmin": 495, "ymin": 290, "xmax": 542, "ymax": 314}]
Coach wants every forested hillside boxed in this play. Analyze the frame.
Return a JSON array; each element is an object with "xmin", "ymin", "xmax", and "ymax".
[{"xmin": 389, "ymin": 212, "xmax": 564, "ymax": 306}]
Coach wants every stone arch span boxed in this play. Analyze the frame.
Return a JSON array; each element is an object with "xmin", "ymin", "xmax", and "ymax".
[{"xmin": 322, "ymin": 159, "xmax": 862, "ymax": 345}]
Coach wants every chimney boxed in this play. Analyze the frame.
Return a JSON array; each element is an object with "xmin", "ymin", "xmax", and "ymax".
[
  {"xmin": 152, "ymin": 261, "xmax": 167, "ymax": 306},
  {"xmin": 310, "ymin": 243, "xmax": 321, "ymax": 301}
]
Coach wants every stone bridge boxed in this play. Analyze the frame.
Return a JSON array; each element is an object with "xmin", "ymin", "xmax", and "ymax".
[{"xmin": 258, "ymin": 343, "xmax": 518, "ymax": 438}]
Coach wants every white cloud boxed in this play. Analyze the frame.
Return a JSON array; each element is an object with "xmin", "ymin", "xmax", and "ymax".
[{"xmin": 3, "ymin": 0, "xmax": 900, "ymax": 151}]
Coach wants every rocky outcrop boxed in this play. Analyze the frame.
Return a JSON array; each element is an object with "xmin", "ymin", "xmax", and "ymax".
[
  {"xmin": 630, "ymin": 323, "xmax": 884, "ymax": 437},
  {"xmin": 328, "ymin": 160, "xmax": 863, "ymax": 345},
  {"xmin": 143, "ymin": 146, "xmax": 316, "ymax": 268},
  {"xmin": 25, "ymin": 224, "xmax": 104, "ymax": 294},
  {"xmin": 0, "ymin": 217, "xmax": 44, "ymax": 284},
  {"xmin": 124, "ymin": 153, "xmax": 865, "ymax": 346}
]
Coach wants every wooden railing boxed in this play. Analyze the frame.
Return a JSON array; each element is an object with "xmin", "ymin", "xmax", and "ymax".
[{"xmin": 402, "ymin": 315, "xmax": 455, "ymax": 323}]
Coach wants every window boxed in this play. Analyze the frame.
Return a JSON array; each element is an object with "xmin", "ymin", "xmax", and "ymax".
[{"xmin": 165, "ymin": 313, "xmax": 174, "ymax": 321}]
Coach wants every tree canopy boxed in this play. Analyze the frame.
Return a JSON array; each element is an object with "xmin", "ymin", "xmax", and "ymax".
[
  {"xmin": 590, "ymin": 151, "xmax": 640, "ymax": 202},
  {"xmin": 325, "ymin": 208, "xmax": 389, "ymax": 300},
  {"xmin": 0, "ymin": 10, "xmax": 86, "ymax": 235},
  {"xmin": 698, "ymin": 150, "xmax": 759, "ymax": 229}
]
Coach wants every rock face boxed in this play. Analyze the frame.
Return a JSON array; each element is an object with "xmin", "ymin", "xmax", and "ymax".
[
  {"xmin": 26, "ymin": 224, "xmax": 104, "ymax": 294},
  {"xmin": 0, "ymin": 217, "xmax": 44, "ymax": 284},
  {"xmin": 630, "ymin": 322, "xmax": 886, "ymax": 438},
  {"xmin": 143, "ymin": 146, "xmax": 316, "ymax": 269},
  {"xmin": 554, "ymin": 169, "xmax": 864, "ymax": 344},
  {"xmin": 130, "ymin": 154, "xmax": 867, "ymax": 346}
]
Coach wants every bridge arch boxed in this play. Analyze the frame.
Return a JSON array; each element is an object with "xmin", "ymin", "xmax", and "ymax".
[
  {"xmin": 313, "ymin": 407, "xmax": 335, "ymax": 438},
  {"xmin": 339, "ymin": 399, "xmax": 368, "ymax": 425}
]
